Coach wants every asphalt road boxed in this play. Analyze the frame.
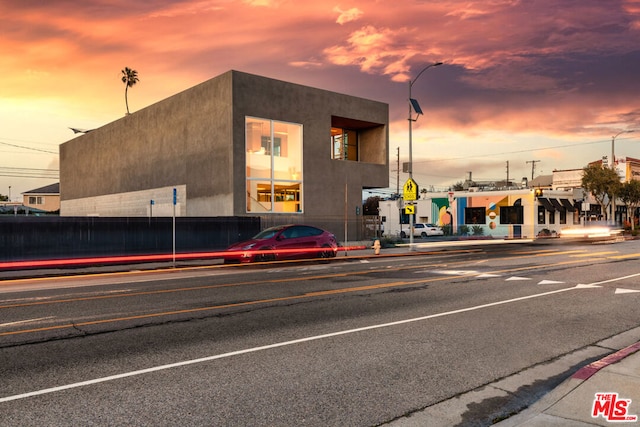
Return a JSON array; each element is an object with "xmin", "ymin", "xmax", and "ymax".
[{"xmin": 1, "ymin": 240, "xmax": 640, "ymax": 426}]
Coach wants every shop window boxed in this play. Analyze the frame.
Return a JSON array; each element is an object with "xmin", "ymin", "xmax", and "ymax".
[
  {"xmin": 559, "ymin": 209, "xmax": 566, "ymax": 224},
  {"xmin": 537, "ymin": 205, "xmax": 546, "ymax": 224},
  {"xmin": 500, "ymin": 206, "xmax": 523, "ymax": 224},
  {"xmin": 465, "ymin": 207, "xmax": 486, "ymax": 224}
]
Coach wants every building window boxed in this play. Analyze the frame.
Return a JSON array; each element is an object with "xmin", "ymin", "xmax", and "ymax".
[
  {"xmin": 464, "ymin": 207, "xmax": 486, "ymax": 224},
  {"xmin": 29, "ymin": 196, "xmax": 43, "ymax": 205},
  {"xmin": 559, "ymin": 209, "xmax": 567, "ymax": 224},
  {"xmin": 537, "ymin": 205, "xmax": 546, "ymax": 224},
  {"xmin": 329, "ymin": 116, "xmax": 386, "ymax": 164},
  {"xmin": 331, "ymin": 127, "xmax": 358, "ymax": 160},
  {"xmin": 500, "ymin": 206, "xmax": 523, "ymax": 224},
  {"xmin": 246, "ymin": 117, "xmax": 302, "ymax": 213}
]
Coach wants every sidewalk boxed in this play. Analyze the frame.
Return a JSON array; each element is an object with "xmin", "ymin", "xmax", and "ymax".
[{"xmin": 498, "ymin": 342, "xmax": 640, "ymax": 426}]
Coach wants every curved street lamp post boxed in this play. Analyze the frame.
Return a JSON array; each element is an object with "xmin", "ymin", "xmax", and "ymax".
[{"xmin": 407, "ymin": 62, "xmax": 443, "ymax": 248}]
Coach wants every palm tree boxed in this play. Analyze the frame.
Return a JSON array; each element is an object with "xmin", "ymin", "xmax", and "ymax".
[{"xmin": 121, "ymin": 67, "xmax": 139, "ymax": 115}]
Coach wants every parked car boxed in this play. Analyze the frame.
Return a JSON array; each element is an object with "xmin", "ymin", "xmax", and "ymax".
[
  {"xmin": 400, "ymin": 223, "xmax": 444, "ymax": 238},
  {"xmin": 224, "ymin": 224, "xmax": 338, "ymax": 263}
]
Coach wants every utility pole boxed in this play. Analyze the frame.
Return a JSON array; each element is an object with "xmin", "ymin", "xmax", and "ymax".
[
  {"xmin": 396, "ymin": 147, "xmax": 400, "ymax": 196},
  {"xmin": 526, "ymin": 160, "xmax": 540, "ymax": 181},
  {"xmin": 506, "ymin": 161, "xmax": 510, "ymax": 189}
]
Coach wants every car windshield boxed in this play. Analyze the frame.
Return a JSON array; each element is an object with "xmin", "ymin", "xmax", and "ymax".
[{"xmin": 252, "ymin": 227, "xmax": 284, "ymax": 240}]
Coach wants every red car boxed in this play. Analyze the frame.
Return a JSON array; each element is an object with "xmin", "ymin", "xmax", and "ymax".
[{"xmin": 223, "ymin": 224, "xmax": 338, "ymax": 263}]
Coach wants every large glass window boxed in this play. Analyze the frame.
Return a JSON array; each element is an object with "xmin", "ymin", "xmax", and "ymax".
[{"xmin": 246, "ymin": 117, "xmax": 302, "ymax": 213}]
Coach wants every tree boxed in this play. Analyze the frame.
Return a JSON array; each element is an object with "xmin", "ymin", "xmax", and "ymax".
[
  {"xmin": 581, "ymin": 163, "xmax": 620, "ymax": 220},
  {"xmin": 0, "ymin": 194, "xmax": 7, "ymax": 202},
  {"xmin": 618, "ymin": 180, "xmax": 640, "ymax": 230},
  {"xmin": 451, "ymin": 181, "xmax": 465, "ymax": 191},
  {"xmin": 362, "ymin": 196, "xmax": 381, "ymax": 216},
  {"xmin": 121, "ymin": 67, "xmax": 139, "ymax": 115}
]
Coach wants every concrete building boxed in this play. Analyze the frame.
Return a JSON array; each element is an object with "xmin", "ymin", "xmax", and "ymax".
[{"xmin": 60, "ymin": 70, "xmax": 389, "ymax": 240}]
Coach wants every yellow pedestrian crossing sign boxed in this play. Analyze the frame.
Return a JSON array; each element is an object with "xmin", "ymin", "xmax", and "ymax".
[
  {"xmin": 405, "ymin": 204, "xmax": 415, "ymax": 215},
  {"xmin": 403, "ymin": 178, "xmax": 419, "ymax": 201}
]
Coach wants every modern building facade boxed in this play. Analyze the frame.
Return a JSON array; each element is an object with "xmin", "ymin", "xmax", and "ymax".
[{"xmin": 60, "ymin": 70, "xmax": 389, "ymax": 240}]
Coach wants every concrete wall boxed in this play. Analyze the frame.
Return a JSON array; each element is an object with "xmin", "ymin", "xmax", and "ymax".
[
  {"xmin": 60, "ymin": 185, "xmax": 186, "ymax": 217},
  {"xmin": 60, "ymin": 72, "xmax": 234, "ymax": 215}
]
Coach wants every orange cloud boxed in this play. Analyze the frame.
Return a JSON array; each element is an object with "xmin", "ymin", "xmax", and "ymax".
[{"xmin": 333, "ymin": 6, "xmax": 364, "ymax": 24}]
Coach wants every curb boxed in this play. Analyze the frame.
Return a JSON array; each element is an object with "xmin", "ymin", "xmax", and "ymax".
[{"xmin": 572, "ymin": 341, "xmax": 640, "ymax": 381}]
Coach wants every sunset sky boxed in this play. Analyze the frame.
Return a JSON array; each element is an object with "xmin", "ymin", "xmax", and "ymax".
[{"xmin": 1, "ymin": 0, "xmax": 639, "ymax": 201}]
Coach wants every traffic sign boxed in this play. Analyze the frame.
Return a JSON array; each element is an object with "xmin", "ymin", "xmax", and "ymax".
[
  {"xmin": 403, "ymin": 178, "xmax": 419, "ymax": 201},
  {"xmin": 405, "ymin": 204, "xmax": 415, "ymax": 215}
]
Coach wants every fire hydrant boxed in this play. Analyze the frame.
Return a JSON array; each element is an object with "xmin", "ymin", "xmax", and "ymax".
[{"xmin": 372, "ymin": 239, "xmax": 381, "ymax": 255}]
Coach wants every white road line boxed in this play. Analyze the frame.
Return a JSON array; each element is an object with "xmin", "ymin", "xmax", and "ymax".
[
  {"xmin": 0, "ymin": 283, "xmax": 599, "ymax": 404},
  {"xmin": 615, "ymin": 288, "xmax": 640, "ymax": 294},
  {"xmin": 0, "ymin": 317, "xmax": 55, "ymax": 328}
]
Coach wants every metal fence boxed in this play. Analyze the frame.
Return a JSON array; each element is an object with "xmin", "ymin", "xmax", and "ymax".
[{"xmin": 0, "ymin": 216, "xmax": 260, "ymax": 261}]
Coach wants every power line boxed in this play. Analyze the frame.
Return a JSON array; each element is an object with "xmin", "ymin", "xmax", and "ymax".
[
  {"xmin": 0, "ymin": 166, "xmax": 59, "ymax": 179},
  {"xmin": 411, "ymin": 137, "xmax": 623, "ymax": 165},
  {"xmin": 0, "ymin": 140, "xmax": 58, "ymax": 155}
]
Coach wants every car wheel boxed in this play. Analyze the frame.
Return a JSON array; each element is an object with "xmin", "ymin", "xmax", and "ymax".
[
  {"xmin": 320, "ymin": 244, "xmax": 335, "ymax": 258},
  {"xmin": 421, "ymin": 232, "xmax": 427, "ymax": 238},
  {"xmin": 400, "ymin": 231, "xmax": 407, "ymax": 238}
]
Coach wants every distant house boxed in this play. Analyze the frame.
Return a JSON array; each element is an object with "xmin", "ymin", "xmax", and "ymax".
[{"xmin": 22, "ymin": 183, "xmax": 60, "ymax": 212}]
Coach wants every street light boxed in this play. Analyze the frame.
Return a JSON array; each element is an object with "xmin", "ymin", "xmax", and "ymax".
[
  {"xmin": 610, "ymin": 129, "xmax": 635, "ymax": 224},
  {"xmin": 407, "ymin": 61, "xmax": 443, "ymax": 248},
  {"xmin": 408, "ymin": 61, "xmax": 443, "ymax": 179}
]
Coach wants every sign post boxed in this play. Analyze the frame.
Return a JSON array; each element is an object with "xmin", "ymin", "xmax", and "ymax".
[
  {"xmin": 403, "ymin": 178, "xmax": 419, "ymax": 248},
  {"xmin": 172, "ymin": 188, "xmax": 177, "ymax": 268}
]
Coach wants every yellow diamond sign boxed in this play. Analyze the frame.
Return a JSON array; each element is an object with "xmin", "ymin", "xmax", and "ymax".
[
  {"xmin": 405, "ymin": 204, "xmax": 415, "ymax": 215},
  {"xmin": 403, "ymin": 178, "xmax": 419, "ymax": 201}
]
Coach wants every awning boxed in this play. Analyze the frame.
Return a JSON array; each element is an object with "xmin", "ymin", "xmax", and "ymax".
[
  {"xmin": 550, "ymin": 198, "xmax": 565, "ymax": 211},
  {"xmin": 538, "ymin": 197, "xmax": 555, "ymax": 211},
  {"xmin": 560, "ymin": 199, "xmax": 576, "ymax": 211}
]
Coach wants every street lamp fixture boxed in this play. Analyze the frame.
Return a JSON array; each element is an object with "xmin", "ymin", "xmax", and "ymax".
[
  {"xmin": 610, "ymin": 129, "xmax": 635, "ymax": 224},
  {"xmin": 407, "ymin": 61, "xmax": 443, "ymax": 248}
]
